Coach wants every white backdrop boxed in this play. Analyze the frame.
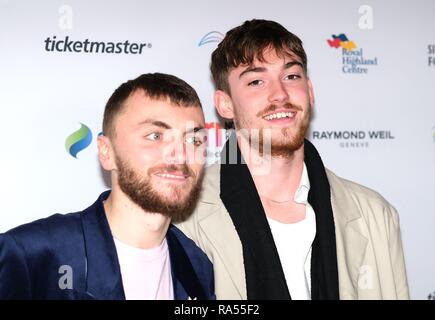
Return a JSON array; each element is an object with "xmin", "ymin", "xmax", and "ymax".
[{"xmin": 1, "ymin": 0, "xmax": 434, "ymax": 299}]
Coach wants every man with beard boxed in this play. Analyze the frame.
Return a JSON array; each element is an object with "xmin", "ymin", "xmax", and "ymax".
[
  {"xmin": 0, "ymin": 73, "xmax": 215, "ymax": 300},
  {"xmin": 176, "ymin": 20, "xmax": 409, "ymax": 300}
]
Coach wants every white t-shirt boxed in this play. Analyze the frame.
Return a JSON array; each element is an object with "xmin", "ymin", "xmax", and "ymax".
[
  {"xmin": 266, "ymin": 163, "xmax": 316, "ymax": 300},
  {"xmin": 114, "ymin": 237, "xmax": 174, "ymax": 300}
]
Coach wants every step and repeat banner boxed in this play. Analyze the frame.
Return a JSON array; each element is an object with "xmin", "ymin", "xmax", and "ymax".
[{"xmin": 0, "ymin": 0, "xmax": 434, "ymax": 299}]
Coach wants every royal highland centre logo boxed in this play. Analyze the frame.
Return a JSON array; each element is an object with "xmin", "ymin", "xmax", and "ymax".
[{"xmin": 327, "ymin": 33, "xmax": 378, "ymax": 74}]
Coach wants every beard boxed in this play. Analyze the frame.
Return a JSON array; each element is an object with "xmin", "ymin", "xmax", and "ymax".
[
  {"xmin": 234, "ymin": 102, "xmax": 311, "ymax": 158},
  {"xmin": 115, "ymin": 156, "xmax": 204, "ymax": 223}
]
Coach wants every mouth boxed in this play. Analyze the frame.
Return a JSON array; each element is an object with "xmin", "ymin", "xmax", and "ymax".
[
  {"xmin": 153, "ymin": 171, "xmax": 189, "ymax": 182},
  {"xmin": 262, "ymin": 110, "xmax": 296, "ymax": 123}
]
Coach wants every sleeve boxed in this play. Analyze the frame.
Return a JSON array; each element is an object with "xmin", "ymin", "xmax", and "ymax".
[
  {"xmin": 387, "ymin": 206, "xmax": 410, "ymax": 299},
  {"xmin": 0, "ymin": 233, "xmax": 32, "ymax": 299}
]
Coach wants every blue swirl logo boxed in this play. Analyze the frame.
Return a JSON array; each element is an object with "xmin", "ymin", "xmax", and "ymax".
[
  {"xmin": 65, "ymin": 123, "xmax": 93, "ymax": 158},
  {"xmin": 198, "ymin": 31, "xmax": 224, "ymax": 47}
]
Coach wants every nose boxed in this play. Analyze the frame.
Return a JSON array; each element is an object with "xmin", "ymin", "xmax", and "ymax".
[
  {"xmin": 268, "ymin": 80, "xmax": 289, "ymax": 104},
  {"xmin": 163, "ymin": 139, "xmax": 187, "ymax": 165}
]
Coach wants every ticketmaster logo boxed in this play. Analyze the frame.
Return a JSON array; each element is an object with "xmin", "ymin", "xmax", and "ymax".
[{"xmin": 44, "ymin": 36, "xmax": 152, "ymax": 54}]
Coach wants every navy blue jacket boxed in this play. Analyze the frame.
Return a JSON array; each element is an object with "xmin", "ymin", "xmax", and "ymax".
[{"xmin": 0, "ymin": 191, "xmax": 215, "ymax": 300}]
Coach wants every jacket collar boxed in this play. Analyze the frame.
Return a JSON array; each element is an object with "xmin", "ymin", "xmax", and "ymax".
[
  {"xmin": 326, "ymin": 170, "xmax": 369, "ymax": 297},
  {"xmin": 194, "ymin": 163, "xmax": 247, "ymax": 298},
  {"xmin": 80, "ymin": 190, "xmax": 125, "ymax": 300},
  {"xmin": 79, "ymin": 191, "xmax": 206, "ymax": 300},
  {"xmin": 200, "ymin": 157, "xmax": 366, "ymax": 227},
  {"xmin": 166, "ymin": 225, "xmax": 208, "ymax": 300}
]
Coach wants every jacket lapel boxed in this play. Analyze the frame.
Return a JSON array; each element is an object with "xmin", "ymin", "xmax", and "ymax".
[
  {"xmin": 327, "ymin": 170, "xmax": 369, "ymax": 299},
  {"xmin": 197, "ymin": 201, "xmax": 246, "ymax": 298},
  {"xmin": 166, "ymin": 226, "xmax": 207, "ymax": 300},
  {"xmin": 80, "ymin": 191, "xmax": 125, "ymax": 300}
]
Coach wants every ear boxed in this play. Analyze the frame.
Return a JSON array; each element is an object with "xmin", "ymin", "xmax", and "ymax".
[
  {"xmin": 214, "ymin": 90, "xmax": 234, "ymax": 120},
  {"xmin": 97, "ymin": 135, "xmax": 116, "ymax": 171},
  {"xmin": 307, "ymin": 79, "xmax": 315, "ymax": 107}
]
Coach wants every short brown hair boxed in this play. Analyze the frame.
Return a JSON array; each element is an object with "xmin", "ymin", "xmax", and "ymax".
[
  {"xmin": 103, "ymin": 73, "xmax": 202, "ymax": 138},
  {"xmin": 210, "ymin": 19, "xmax": 308, "ymax": 94}
]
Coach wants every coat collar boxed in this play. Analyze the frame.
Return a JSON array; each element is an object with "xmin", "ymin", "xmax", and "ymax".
[
  {"xmin": 166, "ymin": 225, "xmax": 208, "ymax": 300},
  {"xmin": 199, "ymin": 149, "xmax": 368, "ymax": 226},
  {"xmin": 79, "ymin": 191, "xmax": 206, "ymax": 300},
  {"xmin": 326, "ymin": 170, "xmax": 369, "ymax": 297},
  {"xmin": 190, "ymin": 163, "xmax": 247, "ymax": 298},
  {"xmin": 80, "ymin": 191, "xmax": 125, "ymax": 300}
]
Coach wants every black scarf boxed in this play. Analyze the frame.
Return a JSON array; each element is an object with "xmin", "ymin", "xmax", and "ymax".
[{"xmin": 220, "ymin": 137, "xmax": 339, "ymax": 300}]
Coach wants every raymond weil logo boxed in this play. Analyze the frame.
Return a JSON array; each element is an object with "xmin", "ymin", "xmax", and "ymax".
[
  {"xmin": 198, "ymin": 31, "xmax": 224, "ymax": 47},
  {"xmin": 65, "ymin": 123, "xmax": 93, "ymax": 158},
  {"xmin": 312, "ymin": 129, "xmax": 395, "ymax": 148},
  {"xmin": 327, "ymin": 33, "xmax": 378, "ymax": 74}
]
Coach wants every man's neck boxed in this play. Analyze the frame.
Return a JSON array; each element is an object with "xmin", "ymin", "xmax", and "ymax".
[
  {"xmin": 103, "ymin": 187, "xmax": 170, "ymax": 249},
  {"xmin": 237, "ymin": 135, "xmax": 305, "ymax": 203}
]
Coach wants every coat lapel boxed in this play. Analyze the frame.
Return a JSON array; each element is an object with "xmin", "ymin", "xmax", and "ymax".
[
  {"xmin": 80, "ymin": 191, "xmax": 125, "ymax": 300},
  {"xmin": 327, "ymin": 170, "xmax": 369, "ymax": 299},
  {"xmin": 197, "ymin": 202, "xmax": 246, "ymax": 298},
  {"xmin": 166, "ymin": 226, "xmax": 207, "ymax": 300},
  {"xmin": 80, "ymin": 192, "xmax": 211, "ymax": 300},
  {"xmin": 188, "ymin": 162, "xmax": 246, "ymax": 299}
]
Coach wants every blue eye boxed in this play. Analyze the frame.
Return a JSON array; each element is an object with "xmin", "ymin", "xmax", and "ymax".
[{"xmin": 145, "ymin": 132, "xmax": 161, "ymax": 141}]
